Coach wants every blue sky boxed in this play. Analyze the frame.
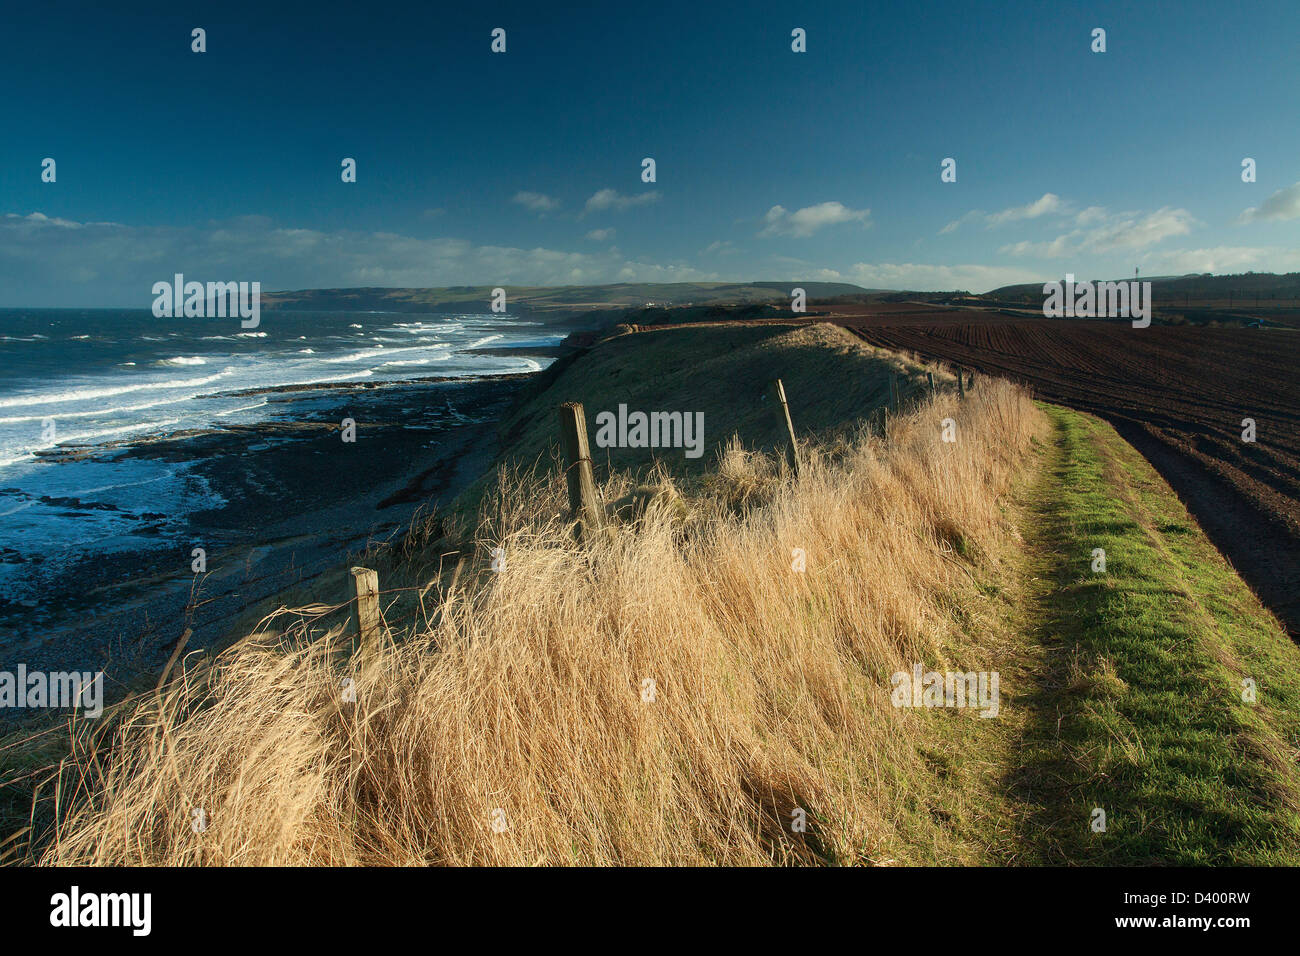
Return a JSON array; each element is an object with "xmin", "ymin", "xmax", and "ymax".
[{"xmin": 3, "ymin": 0, "xmax": 1298, "ymax": 306}]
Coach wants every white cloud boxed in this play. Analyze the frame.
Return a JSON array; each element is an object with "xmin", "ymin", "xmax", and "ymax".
[
  {"xmin": 940, "ymin": 193, "xmax": 1067, "ymax": 235},
  {"xmin": 585, "ymin": 228, "xmax": 615, "ymax": 241},
  {"xmin": 1237, "ymin": 181, "xmax": 1300, "ymax": 223},
  {"xmin": 582, "ymin": 188, "xmax": 659, "ymax": 215},
  {"xmin": 999, "ymin": 207, "xmax": 1199, "ymax": 258},
  {"xmin": 701, "ymin": 240, "xmax": 735, "ymax": 255},
  {"xmin": 1141, "ymin": 245, "xmax": 1300, "ymax": 274},
  {"xmin": 6, "ymin": 211, "xmax": 96, "ymax": 229},
  {"xmin": 844, "ymin": 261, "xmax": 1042, "ymax": 293},
  {"xmin": 759, "ymin": 201, "xmax": 871, "ymax": 238},
  {"xmin": 1081, "ymin": 207, "xmax": 1197, "ymax": 251},
  {"xmin": 998, "ymin": 235, "xmax": 1076, "ymax": 258},
  {"xmin": 0, "ymin": 211, "xmax": 716, "ymax": 307},
  {"xmin": 939, "ymin": 210, "xmax": 981, "ymax": 234},
  {"xmin": 511, "ymin": 191, "xmax": 561, "ymax": 214},
  {"xmin": 986, "ymin": 193, "xmax": 1066, "ymax": 226}
]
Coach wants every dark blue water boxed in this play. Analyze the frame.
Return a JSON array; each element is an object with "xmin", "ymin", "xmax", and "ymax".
[{"xmin": 0, "ymin": 308, "xmax": 557, "ymax": 608}]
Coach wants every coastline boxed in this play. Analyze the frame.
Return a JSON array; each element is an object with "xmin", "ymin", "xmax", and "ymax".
[{"xmin": 2, "ymin": 372, "xmax": 532, "ymax": 701}]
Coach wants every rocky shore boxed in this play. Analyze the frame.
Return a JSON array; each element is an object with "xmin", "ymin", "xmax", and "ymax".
[{"xmin": 1, "ymin": 373, "xmax": 531, "ymax": 701}]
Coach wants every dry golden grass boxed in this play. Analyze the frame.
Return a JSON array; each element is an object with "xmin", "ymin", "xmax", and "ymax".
[{"xmin": 38, "ymin": 378, "xmax": 1043, "ymax": 866}]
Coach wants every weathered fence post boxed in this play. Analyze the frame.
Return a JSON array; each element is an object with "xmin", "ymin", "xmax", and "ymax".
[
  {"xmin": 927, "ymin": 371, "xmax": 935, "ymax": 396},
  {"xmin": 349, "ymin": 566, "xmax": 380, "ymax": 646},
  {"xmin": 767, "ymin": 378, "xmax": 801, "ymax": 477},
  {"xmin": 889, "ymin": 373, "xmax": 899, "ymax": 413},
  {"xmin": 558, "ymin": 402, "xmax": 603, "ymax": 542},
  {"xmin": 957, "ymin": 365, "xmax": 965, "ymax": 399}
]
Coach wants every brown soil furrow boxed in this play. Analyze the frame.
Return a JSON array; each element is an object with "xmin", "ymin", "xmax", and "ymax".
[{"xmin": 836, "ymin": 315, "xmax": 1300, "ymax": 640}]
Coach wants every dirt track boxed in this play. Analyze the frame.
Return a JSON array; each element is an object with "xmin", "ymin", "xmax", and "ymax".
[{"xmin": 833, "ymin": 309, "xmax": 1300, "ymax": 638}]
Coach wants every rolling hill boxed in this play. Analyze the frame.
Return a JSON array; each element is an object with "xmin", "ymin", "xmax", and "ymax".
[{"xmin": 259, "ymin": 281, "xmax": 877, "ymax": 320}]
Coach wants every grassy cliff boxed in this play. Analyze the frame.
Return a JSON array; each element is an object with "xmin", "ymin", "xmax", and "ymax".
[{"xmin": 4, "ymin": 323, "xmax": 1296, "ymax": 866}]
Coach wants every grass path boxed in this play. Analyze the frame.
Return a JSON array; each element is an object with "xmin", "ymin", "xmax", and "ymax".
[
  {"xmin": 889, "ymin": 402, "xmax": 1300, "ymax": 864},
  {"xmin": 995, "ymin": 404, "xmax": 1300, "ymax": 864}
]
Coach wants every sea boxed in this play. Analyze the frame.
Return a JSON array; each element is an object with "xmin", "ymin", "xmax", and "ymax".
[{"xmin": 0, "ymin": 308, "xmax": 561, "ymax": 621}]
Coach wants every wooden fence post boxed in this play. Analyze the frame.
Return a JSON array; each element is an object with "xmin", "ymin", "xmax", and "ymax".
[
  {"xmin": 558, "ymin": 402, "xmax": 603, "ymax": 542},
  {"xmin": 927, "ymin": 371, "xmax": 935, "ymax": 397},
  {"xmin": 768, "ymin": 378, "xmax": 801, "ymax": 477},
  {"xmin": 349, "ymin": 566, "xmax": 380, "ymax": 646},
  {"xmin": 957, "ymin": 366, "xmax": 965, "ymax": 399}
]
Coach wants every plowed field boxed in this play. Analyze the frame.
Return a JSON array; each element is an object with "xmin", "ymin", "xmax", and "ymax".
[{"xmin": 837, "ymin": 312, "xmax": 1300, "ymax": 637}]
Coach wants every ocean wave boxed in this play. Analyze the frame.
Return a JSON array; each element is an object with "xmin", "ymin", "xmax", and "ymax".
[
  {"xmin": 279, "ymin": 369, "xmax": 377, "ymax": 387},
  {"xmin": 396, "ymin": 324, "xmax": 461, "ymax": 334},
  {"xmin": 379, "ymin": 355, "xmax": 452, "ymax": 367},
  {"xmin": 235, "ymin": 331, "xmax": 267, "ymax": 338},
  {"xmin": 464, "ymin": 334, "xmax": 504, "ymax": 349},
  {"xmin": 0, "ymin": 496, "xmax": 38, "ymax": 516},
  {"xmin": 369, "ymin": 336, "xmax": 451, "ymax": 346},
  {"xmin": 0, "ymin": 369, "xmax": 234, "ymax": 410},
  {"xmin": 0, "ymin": 418, "xmax": 182, "ymax": 471},
  {"xmin": 57, "ymin": 471, "xmax": 173, "ymax": 500},
  {"xmin": 323, "ymin": 348, "xmax": 385, "ymax": 363},
  {"xmin": 155, "ymin": 356, "xmax": 207, "ymax": 367},
  {"xmin": 322, "ymin": 344, "xmax": 439, "ymax": 363},
  {"xmin": 0, "ymin": 393, "xmax": 194, "ymax": 424},
  {"xmin": 38, "ymin": 417, "xmax": 184, "ymax": 447},
  {"xmin": 213, "ymin": 399, "xmax": 268, "ymax": 417}
]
